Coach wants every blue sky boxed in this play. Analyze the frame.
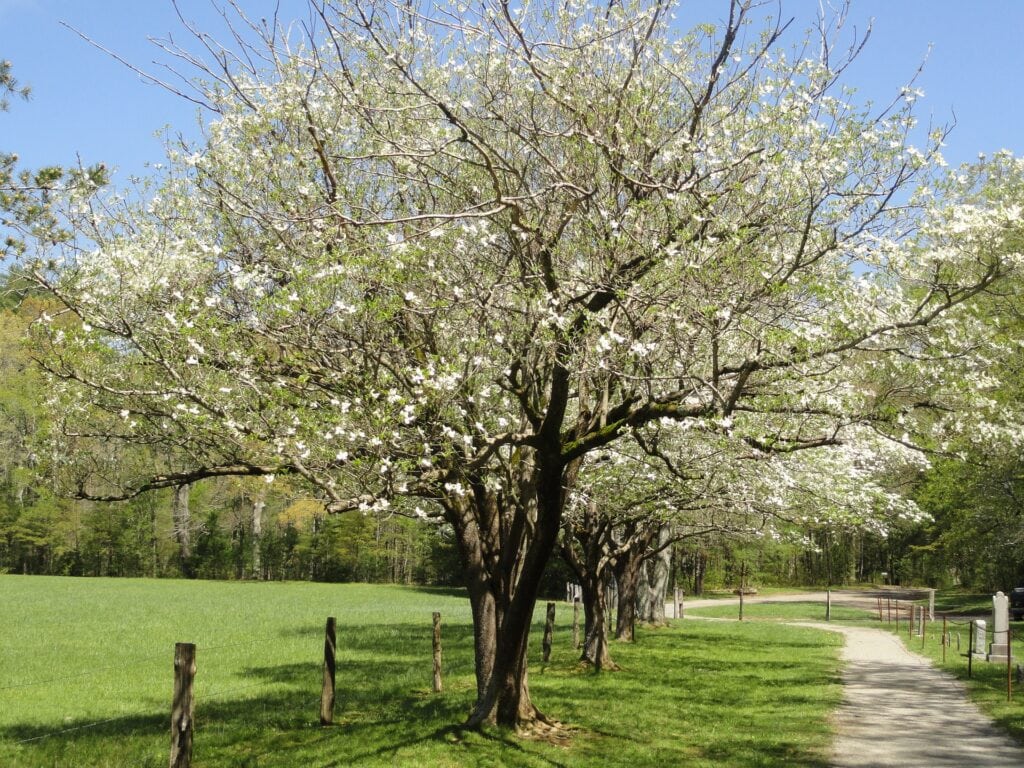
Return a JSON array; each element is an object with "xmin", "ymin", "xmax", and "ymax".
[{"xmin": 1, "ymin": 1, "xmax": 1022, "ymax": 182}]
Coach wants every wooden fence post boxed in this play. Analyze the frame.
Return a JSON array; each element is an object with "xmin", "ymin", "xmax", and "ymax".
[
  {"xmin": 320, "ymin": 617, "xmax": 336, "ymax": 725},
  {"xmin": 674, "ymin": 588, "xmax": 683, "ymax": 620},
  {"xmin": 572, "ymin": 597, "xmax": 580, "ymax": 649},
  {"xmin": 432, "ymin": 612, "xmax": 443, "ymax": 693},
  {"xmin": 968, "ymin": 620, "xmax": 974, "ymax": 679},
  {"xmin": 170, "ymin": 642, "xmax": 196, "ymax": 768},
  {"xmin": 826, "ymin": 589, "xmax": 831, "ymax": 622},
  {"xmin": 543, "ymin": 602, "xmax": 556, "ymax": 662},
  {"xmin": 739, "ymin": 563, "xmax": 746, "ymax": 621}
]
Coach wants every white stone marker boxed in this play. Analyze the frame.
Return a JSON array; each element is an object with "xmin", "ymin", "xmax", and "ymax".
[
  {"xmin": 989, "ymin": 591, "xmax": 1011, "ymax": 661},
  {"xmin": 974, "ymin": 619, "xmax": 987, "ymax": 658}
]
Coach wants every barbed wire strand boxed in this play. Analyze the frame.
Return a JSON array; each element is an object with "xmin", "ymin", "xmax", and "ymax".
[
  {"xmin": 15, "ymin": 715, "xmax": 128, "ymax": 745},
  {"xmin": 3, "ymin": 631, "xmax": 322, "ymax": 691},
  {"xmin": 1, "ymin": 652, "xmax": 168, "ymax": 692}
]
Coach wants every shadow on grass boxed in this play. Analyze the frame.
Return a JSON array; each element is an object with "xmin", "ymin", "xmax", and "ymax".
[{"xmin": 3, "ymin": 619, "xmax": 840, "ymax": 767}]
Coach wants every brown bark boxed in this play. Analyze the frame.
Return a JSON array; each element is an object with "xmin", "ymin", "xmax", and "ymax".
[
  {"xmin": 693, "ymin": 549, "xmax": 707, "ymax": 595},
  {"xmin": 579, "ymin": 572, "xmax": 616, "ymax": 670},
  {"xmin": 451, "ymin": 454, "xmax": 567, "ymax": 730},
  {"xmin": 644, "ymin": 527, "xmax": 672, "ymax": 624},
  {"xmin": 613, "ymin": 548, "xmax": 643, "ymax": 642},
  {"xmin": 560, "ymin": 500, "xmax": 619, "ymax": 670}
]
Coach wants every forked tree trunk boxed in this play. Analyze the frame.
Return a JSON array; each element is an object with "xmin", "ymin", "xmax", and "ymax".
[
  {"xmin": 636, "ymin": 559, "xmax": 653, "ymax": 623},
  {"xmin": 452, "ymin": 458, "xmax": 567, "ymax": 731},
  {"xmin": 613, "ymin": 551, "xmax": 643, "ymax": 642},
  {"xmin": 643, "ymin": 527, "xmax": 672, "ymax": 624},
  {"xmin": 560, "ymin": 500, "xmax": 618, "ymax": 671},
  {"xmin": 579, "ymin": 570, "xmax": 616, "ymax": 670}
]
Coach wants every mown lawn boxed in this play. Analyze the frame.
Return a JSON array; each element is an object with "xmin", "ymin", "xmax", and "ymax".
[
  {"xmin": 1, "ymin": 576, "xmax": 844, "ymax": 767},
  {"xmin": 685, "ymin": 601, "xmax": 875, "ymax": 624}
]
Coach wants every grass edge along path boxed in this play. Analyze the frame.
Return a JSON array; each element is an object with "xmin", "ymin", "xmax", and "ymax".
[
  {"xmin": 1, "ymin": 575, "xmax": 844, "ymax": 767},
  {"xmin": 689, "ymin": 592, "xmax": 1024, "ymax": 750},
  {"xmin": 874, "ymin": 598, "xmax": 1024, "ymax": 748}
]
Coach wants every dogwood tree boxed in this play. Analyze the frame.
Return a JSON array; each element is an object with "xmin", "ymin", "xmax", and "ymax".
[
  {"xmin": 22, "ymin": 0, "xmax": 1023, "ymax": 729},
  {"xmin": 563, "ymin": 420, "xmax": 930, "ymax": 667}
]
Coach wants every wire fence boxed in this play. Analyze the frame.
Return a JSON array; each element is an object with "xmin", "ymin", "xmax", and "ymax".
[
  {"xmin": 2, "ymin": 624, "xmax": 333, "ymax": 758},
  {"xmin": 6, "ymin": 592, "xmax": 1018, "ymax": 762},
  {"xmin": 871, "ymin": 594, "xmax": 1019, "ymax": 702},
  {"xmin": 2, "ymin": 610, "xmax": 463, "ymax": 766}
]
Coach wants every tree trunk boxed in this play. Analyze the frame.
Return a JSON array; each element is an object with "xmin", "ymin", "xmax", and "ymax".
[
  {"xmin": 451, "ymin": 456, "xmax": 567, "ymax": 731},
  {"xmin": 251, "ymin": 495, "xmax": 265, "ymax": 580},
  {"xmin": 559, "ymin": 500, "xmax": 618, "ymax": 671},
  {"xmin": 172, "ymin": 483, "xmax": 193, "ymax": 577},
  {"xmin": 579, "ymin": 570, "xmax": 616, "ymax": 670},
  {"xmin": 636, "ymin": 558, "xmax": 653, "ymax": 623},
  {"xmin": 643, "ymin": 527, "xmax": 672, "ymax": 624},
  {"xmin": 693, "ymin": 549, "xmax": 706, "ymax": 595},
  {"xmin": 613, "ymin": 550, "xmax": 643, "ymax": 642}
]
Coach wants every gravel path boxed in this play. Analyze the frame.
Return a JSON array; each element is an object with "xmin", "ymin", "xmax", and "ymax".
[
  {"xmin": 799, "ymin": 622, "xmax": 1024, "ymax": 768},
  {"xmin": 673, "ymin": 592, "xmax": 1024, "ymax": 767}
]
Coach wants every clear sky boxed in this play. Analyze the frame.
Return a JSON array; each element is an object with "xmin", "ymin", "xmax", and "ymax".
[{"xmin": 1, "ymin": 0, "xmax": 1022, "ymax": 182}]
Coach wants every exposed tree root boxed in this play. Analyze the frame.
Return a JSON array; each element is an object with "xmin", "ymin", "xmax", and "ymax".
[{"xmin": 515, "ymin": 712, "xmax": 574, "ymax": 743}]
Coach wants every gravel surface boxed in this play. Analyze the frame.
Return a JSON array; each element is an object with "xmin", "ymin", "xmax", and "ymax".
[{"xmin": 800, "ymin": 622, "xmax": 1024, "ymax": 768}]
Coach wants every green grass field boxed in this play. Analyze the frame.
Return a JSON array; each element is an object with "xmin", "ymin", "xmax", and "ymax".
[
  {"xmin": 685, "ymin": 601, "xmax": 875, "ymax": 624},
  {"xmin": 1, "ymin": 576, "xmax": 845, "ymax": 767}
]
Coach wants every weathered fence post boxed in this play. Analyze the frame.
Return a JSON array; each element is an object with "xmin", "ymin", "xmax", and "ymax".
[
  {"xmin": 968, "ymin": 620, "xmax": 974, "ymax": 679},
  {"xmin": 320, "ymin": 617, "xmax": 336, "ymax": 725},
  {"xmin": 877, "ymin": 597, "xmax": 883, "ymax": 622},
  {"xmin": 572, "ymin": 597, "xmax": 580, "ymax": 649},
  {"xmin": 170, "ymin": 642, "xmax": 196, "ymax": 768},
  {"xmin": 928, "ymin": 589, "xmax": 936, "ymax": 621},
  {"xmin": 895, "ymin": 600, "xmax": 899, "ymax": 632},
  {"xmin": 825, "ymin": 589, "xmax": 831, "ymax": 622},
  {"xmin": 674, "ymin": 588, "xmax": 683, "ymax": 620},
  {"xmin": 738, "ymin": 563, "xmax": 746, "ymax": 622},
  {"xmin": 921, "ymin": 609, "xmax": 927, "ymax": 649},
  {"xmin": 543, "ymin": 602, "xmax": 556, "ymax": 662},
  {"xmin": 942, "ymin": 615, "xmax": 947, "ymax": 664},
  {"xmin": 432, "ymin": 612, "xmax": 443, "ymax": 693}
]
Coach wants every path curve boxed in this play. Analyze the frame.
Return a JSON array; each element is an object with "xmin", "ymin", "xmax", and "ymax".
[{"xmin": 796, "ymin": 622, "xmax": 1024, "ymax": 767}]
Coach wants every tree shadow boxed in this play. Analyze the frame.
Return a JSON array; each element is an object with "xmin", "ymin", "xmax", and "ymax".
[{"xmin": 3, "ymin": 619, "xmax": 841, "ymax": 767}]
